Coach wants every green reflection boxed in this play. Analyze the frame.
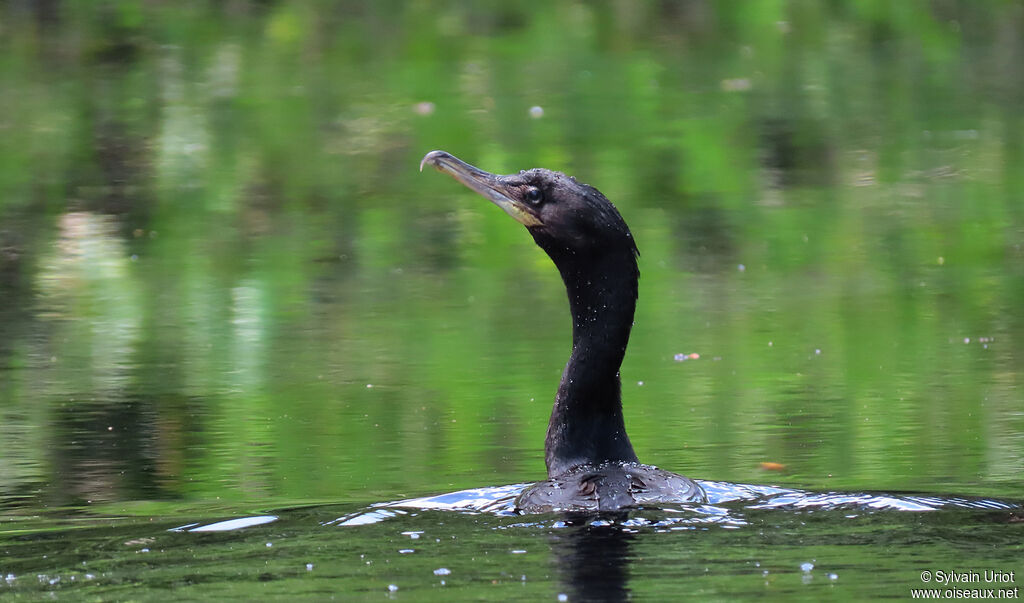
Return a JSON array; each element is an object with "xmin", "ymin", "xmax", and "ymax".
[{"xmin": 0, "ymin": 1, "xmax": 1022, "ymax": 515}]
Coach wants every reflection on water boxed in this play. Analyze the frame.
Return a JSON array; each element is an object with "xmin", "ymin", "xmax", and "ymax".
[
  {"xmin": 330, "ymin": 480, "xmax": 1021, "ymax": 528},
  {"xmin": 553, "ymin": 519, "xmax": 634, "ymax": 603},
  {"xmin": 173, "ymin": 515, "xmax": 279, "ymax": 533},
  {"xmin": 1, "ymin": 1, "xmax": 1023, "ymax": 597},
  {"xmin": 2, "ymin": 489, "xmax": 1020, "ymax": 600},
  {"xmin": 323, "ymin": 483, "xmax": 1021, "ymax": 600},
  {"xmin": 2, "ymin": 2, "xmax": 1023, "ymax": 515}
]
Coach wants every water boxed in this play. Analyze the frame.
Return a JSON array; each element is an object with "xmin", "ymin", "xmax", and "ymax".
[
  {"xmin": 2, "ymin": 1, "xmax": 1024, "ymax": 599},
  {"xmin": 2, "ymin": 485, "xmax": 1020, "ymax": 599}
]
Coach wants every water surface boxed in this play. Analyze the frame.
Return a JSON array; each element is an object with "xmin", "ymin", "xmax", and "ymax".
[{"xmin": 1, "ymin": 1, "xmax": 1023, "ymax": 599}]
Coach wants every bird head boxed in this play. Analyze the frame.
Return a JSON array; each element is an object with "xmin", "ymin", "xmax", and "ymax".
[{"xmin": 420, "ymin": 150, "xmax": 638, "ymax": 263}]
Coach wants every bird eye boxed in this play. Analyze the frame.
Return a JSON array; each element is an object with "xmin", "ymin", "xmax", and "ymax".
[{"xmin": 524, "ymin": 187, "xmax": 543, "ymax": 205}]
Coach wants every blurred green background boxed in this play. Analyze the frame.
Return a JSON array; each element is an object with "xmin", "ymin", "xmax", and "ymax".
[{"xmin": 0, "ymin": 0, "xmax": 1022, "ymax": 515}]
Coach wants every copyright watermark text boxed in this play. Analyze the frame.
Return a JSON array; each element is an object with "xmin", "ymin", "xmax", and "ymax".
[{"xmin": 913, "ymin": 570, "xmax": 1018, "ymax": 599}]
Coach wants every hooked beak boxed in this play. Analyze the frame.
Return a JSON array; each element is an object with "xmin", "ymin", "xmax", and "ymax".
[{"xmin": 420, "ymin": 150, "xmax": 543, "ymax": 227}]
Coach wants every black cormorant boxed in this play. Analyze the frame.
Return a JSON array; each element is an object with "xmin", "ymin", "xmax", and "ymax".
[{"xmin": 420, "ymin": 150, "xmax": 706, "ymax": 512}]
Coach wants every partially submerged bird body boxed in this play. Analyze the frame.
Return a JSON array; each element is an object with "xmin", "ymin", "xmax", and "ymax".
[
  {"xmin": 517, "ymin": 462, "xmax": 705, "ymax": 513},
  {"xmin": 420, "ymin": 150, "xmax": 706, "ymax": 512}
]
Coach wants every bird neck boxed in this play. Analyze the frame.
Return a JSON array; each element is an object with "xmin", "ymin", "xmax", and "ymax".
[{"xmin": 544, "ymin": 250, "xmax": 640, "ymax": 477}]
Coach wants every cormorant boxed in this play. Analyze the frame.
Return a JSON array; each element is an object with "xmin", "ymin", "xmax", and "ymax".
[{"xmin": 420, "ymin": 150, "xmax": 706, "ymax": 512}]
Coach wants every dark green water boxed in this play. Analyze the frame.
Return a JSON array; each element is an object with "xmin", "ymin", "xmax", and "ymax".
[
  {"xmin": 1, "ymin": 1, "xmax": 1023, "ymax": 599},
  {"xmin": 1, "ymin": 502, "xmax": 1020, "ymax": 601}
]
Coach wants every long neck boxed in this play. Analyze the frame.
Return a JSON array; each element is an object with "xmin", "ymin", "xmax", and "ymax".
[{"xmin": 544, "ymin": 249, "xmax": 640, "ymax": 477}]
